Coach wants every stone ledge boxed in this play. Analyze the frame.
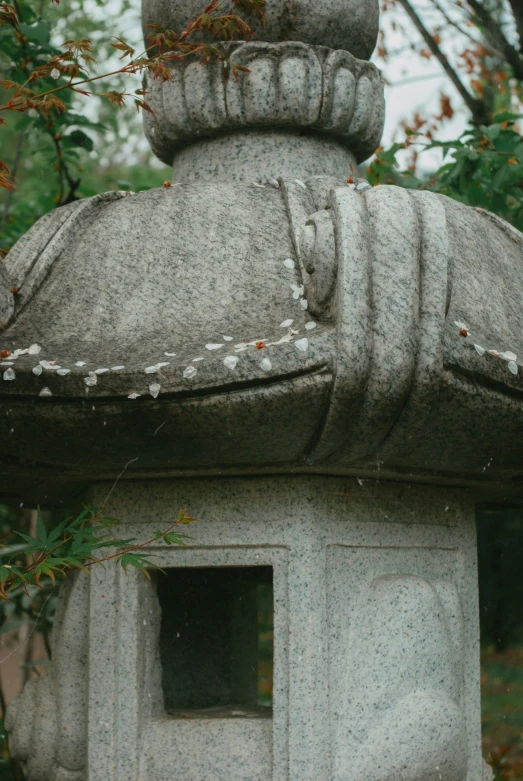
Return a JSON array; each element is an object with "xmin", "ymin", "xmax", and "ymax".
[{"xmin": 143, "ymin": 42, "xmax": 385, "ymax": 164}]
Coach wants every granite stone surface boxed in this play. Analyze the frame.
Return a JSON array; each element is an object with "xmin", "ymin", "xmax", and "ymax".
[
  {"xmin": 143, "ymin": 42, "xmax": 385, "ymax": 169},
  {"xmin": 5, "ymin": 476, "xmax": 482, "ymax": 781},
  {"xmin": 142, "ymin": 0, "xmax": 379, "ymax": 60},
  {"xmin": 2, "ymin": 181, "xmax": 523, "ymax": 503}
]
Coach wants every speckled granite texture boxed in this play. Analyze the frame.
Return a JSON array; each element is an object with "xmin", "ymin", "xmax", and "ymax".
[
  {"xmin": 142, "ymin": 0, "xmax": 379, "ymax": 60},
  {"xmin": 2, "ymin": 181, "xmax": 523, "ymax": 502},
  {"xmin": 143, "ymin": 42, "xmax": 385, "ymax": 170},
  {"xmin": 6, "ymin": 476, "xmax": 483, "ymax": 781}
]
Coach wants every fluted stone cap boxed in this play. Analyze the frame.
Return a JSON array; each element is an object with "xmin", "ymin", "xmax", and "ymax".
[
  {"xmin": 142, "ymin": 0, "xmax": 379, "ymax": 60},
  {"xmin": 143, "ymin": 42, "xmax": 384, "ymax": 166}
]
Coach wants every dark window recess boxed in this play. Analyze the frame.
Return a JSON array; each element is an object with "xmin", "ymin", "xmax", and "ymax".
[{"xmin": 157, "ymin": 566, "xmax": 274, "ymax": 713}]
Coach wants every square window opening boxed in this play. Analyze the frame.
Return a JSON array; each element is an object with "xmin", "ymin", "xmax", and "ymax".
[{"xmin": 157, "ymin": 565, "xmax": 274, "ymax": 717}]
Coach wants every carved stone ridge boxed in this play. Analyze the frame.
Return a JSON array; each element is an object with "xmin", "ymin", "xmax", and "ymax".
[{"xmin": 143, "ymin": 41, "xmax": 385, "ymax": 165}]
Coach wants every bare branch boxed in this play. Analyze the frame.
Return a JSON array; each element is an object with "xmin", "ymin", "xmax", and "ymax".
[
  {"xmin": 427, "ymin": 0, "xmax": 504, "ymax": 58},
  {"xmin": 397, "ymin": 0, "xmax": 490, "ymax": 124},
  {"xmin": 466, "ymin": 0, "xmax": 523, "ymax": 81}
]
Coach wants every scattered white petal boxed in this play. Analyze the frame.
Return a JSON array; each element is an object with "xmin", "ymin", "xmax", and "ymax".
[
  {"xmin": 3, "ymin": 368, "xmax": 15, "ymax": 381},
  {"xmin": 164, "ymin": 352, "xmax": 176, "ymax": 357},
  {"xmin": 280, "ymin": 319, "xmax": 293, "ymax": 328},
  {"xmin": 268, "ymin": 178, "xmax": 279, "ymax": 188},
  {"xmin": 224, "ymin": 355, "xmax": 239, "ymax": 370},
  {"xmin": 295, "ymin": 179, "xmax": 306, "ymax": 189},
  {"xmin": 127, "ymin": 392, "xmax": 141, "ymax": 399},
  {"xmin": 454, "ymin": 320, "xmax": 468, "ymax": 330},
  {"xmin": 157, "ymin": 362, "xmax": 170, "ymax": 368},
  {"xmin": 13, "ymin": 349, "xmax": 25, "ymax": 357},
  {"xmin": 223, "ymin": 336, "xmax": 233, "ymax": 341},
  {"xmin": 276, "ymin": 333, "xmax": 293, "ymax": 345},
  {"xmin": 487, "ymin": 349, "xmax": 500, "ymax": 357},
  {"xmin": 192, "ymin": 357, "xmax": 204, "ymax": 362},
  {"xmin": 50, "ymin": 68, "xmax": 60, "ymax": 80},
  {"xmin": 28, "ymin": 343, "xmax": 41, "ymax": 355},
  {"xmin": 283, "ymin": 258, "xmax": 295, "ymax": 269},
  {"xmin": 305, "ymin": 321, "xmax": 317, "ymax": 330},
  {"xmin": 474, "ymin": 344, "xmax": 485, "ymax": 356},
  {"xmin": 145, "ymin": 365, "xmax": 159, "ymax": 374},
  {"xmin": 39, "ymin": 360, "xmax": 54, "ymax": 370},
  {"xmin": 84, "ymin": 372, "xmax": 98, "ymax": 387},
  {"xmin": 235, "ymin": 343, "xmax": 248, "ymax": 352},
  {"xmin": 94, "ymin": 368, "xmax": 109, "ymax": 375},
  {"xmin": 260, "ymin": 357, "xmax": 272, "ymax": 371},
  {"xmin": 205, "ymin": 343, "xmax": 224, "ymax": 351},
  {"xmin": 300, "ymin": 299, "xmax": 308, "ymax": 310},
  {"xmin": 508, "ymin": 361, "xmax": 518, "ymax": 375},
  {"xmin": 500, "ymin": 351, "xmax": 517, "ymax": 362},
  {"xmin": 32, "ymin": 365, "xmax": 43, "ymax": 376},
  {"xmin": 295, "ymin": 337, "xmax": 309, "ymax": 353},
  {"xmin": 111, "ymin": 365, "xmax": 125, "ymax": 371},
  {"xmin": 183, "ymin": 365, "xmax": 197, "ymax": 379},
  {"xmin": 0, "ymin": 362, "xmax": 14, "ymax": 367},
  {"xmin": 290, "ymin": 284, "xmax": 304, "ymax": 300},
  {"xmin": 56, "ymin": 368, "xmax": 71, "ymax": 376},
  {"xmin": 149, "ymin": 382, "xmax": 160, "ymax": 398},
  {"xmin": 252, "ymin": 182, "xmax": 265, "ymax": 188},
  {"xmin": 39, "ymin": 387, "xmax": 52, "ymax": 397},
  {"xmin": 75, "ymin": 361, "xmax": 86, "ymax": 367}
]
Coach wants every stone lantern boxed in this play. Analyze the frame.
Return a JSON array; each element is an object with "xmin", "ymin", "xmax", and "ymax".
[{"xmin": 3, "ymin": 0, "xmax": 523, "ymax": 777}]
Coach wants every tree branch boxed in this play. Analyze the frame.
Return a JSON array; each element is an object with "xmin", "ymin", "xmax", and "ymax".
[
  {"xmin": 397, "ymin": 0, "xmax": 490, "ymax": 124},
  {"xmin": 466, "ymin": 0, "xmax": 523, "ymax": 81}
]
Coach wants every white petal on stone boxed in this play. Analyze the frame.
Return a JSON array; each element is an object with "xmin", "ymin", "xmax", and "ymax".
[
  {"xmin": 156, "ymin": 361, "xmax": 170, "ymax": 368},
  {"xmin": 295, "ymin": 337, "xmax": 309, "ymax": 353},
  {"xmin": 28, "ymin": 343, "xmax": 41, "ymax": 355},
  {"xmin": 487, "ymin": 349, "xmax": 500, "ymax": 357},
  {"xmin": 224, "ymin": 355, "xmax": 239, "ymax": 370},
  {"xmin": 164, "ymin": 352, "xmax": 176, "ymax": 357},
  {"xmin": 32, "ymin": 365, "xmax": 43, "ymax": 376},
  {"xmin": 235, "ymin": 343, "xmax": 248, "ymax": 351},
  {"xmin": 295, "ymin": 179, "xmax": 307, "ymax": 189},
  {"xmin": 39, "ymin": 387, "xmax": 52, "ymax": 397},
  {"xmin": 0, "ymin": 362, "xmax": 14, "ymax": 367},
  {"xmin": 40, "ymin": 360, "xmax": 53, "ymax": 369},
  {"xmin": 283, "ymin": 258, "xmax": 295, "ymax": 269},
  {"xmin": 3, "ymin": 368, "xmax": 15, "ymax": 381},
  {"xmin": 280, "ymin": 319, "xmax": 293, "ymax": 328},
  {"xmin": 127, "ymin": 392, "xmax": 141, "ymax": 399},
  {"xmin": 50, "ymin": 68, "xmax": 60, "ymax": 80},
  {"xmin": 205, "ymin": 343, "xmax": 224, "ymax": 351},
  {"xmin": 94, "ymin": 368, "xmax": 109, "ymax": 375},
  {"xmin": 223, "ymin": 336, "xmax": 233, "ymax": 341},
  {"xmin": 84, "ymin": 372, "xmax": 98, "ymax": 387},
  {"xmin": 252, "ymin": 182, "xmax": 265, "ymax": 188},
  {"xmin": 268, "ymin": 178, "xmax": 279, "ymax": 188},
  {"xmin": 300, "ymin": 299, "xmax": 308, "ymax": 310},
  {"xmin": 145, "ymin": 365, "xmax": 159, "ymax": 374},
  {"xmin": 192, "ymin": 357, "xmax": 204, "ymax": 362},
  {"xmin": 149, "ymin": 382, "xmax": 160, "ymax": 398},
  {"xmin": 13, "ymin": 349, "xmax": 24, "ymax": 357},
  {"xmin": 56, "ymin": 368, "xmax": 71, "ymax": 376},
  {"xmin": 111, "ymin": 366, "xmax": 125, "ymax": 371},
  {"xmin": 75, "ymin": 361, "xmax": 86, "ymax": 367},
  {"xmin": 290, "ymin": 284, "xmax": 304, "ymax": 300},
  {"xmin": 500, "ymin": 350, "xmax": 517, "ymax": 362},
  {"xmin": 453, "ymin": 320, "xmax": 468, "ymax": 330},
  {"xmin": 474, "ymin": 344, "xmax": 485, "ymax": 356},
  {"xmin": 183, "ymin": 365, "xmax": 197, "ymax": 379},
  {"xmin": 305, "ymin": 321, "xmax": 317, "ymax": 330},
  {"xmin": 508, "ymin": 361, "xmax": 518, "ymax": 375},
  {"xmin": 260, "ymin": 357, "xmax": 272, "ymax": 371},
  {"xmin": 273, "ymin": 333, "xmax": 293, "ymax": 345}
]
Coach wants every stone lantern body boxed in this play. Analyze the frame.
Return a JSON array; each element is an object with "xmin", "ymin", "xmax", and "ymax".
[{"xmin": 3, "ymin": 0, "xmax": 523, "ymax": 779}]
